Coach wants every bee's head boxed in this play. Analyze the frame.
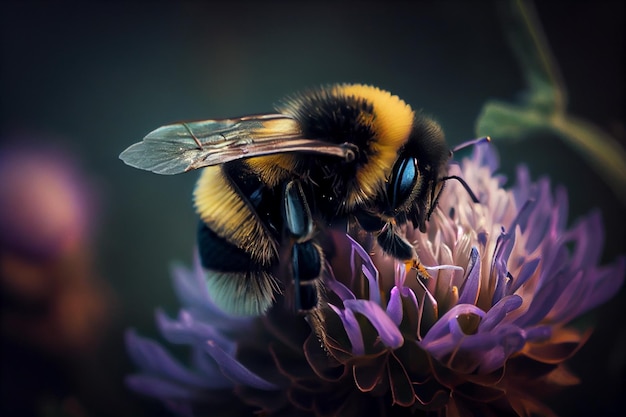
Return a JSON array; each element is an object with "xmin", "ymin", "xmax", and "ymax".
[
  {"xmin": 358, "ymin": 115, "xmax": 487, "ymax": 260},
  {"xmin": 375, "ymin": 115, "xmax": 450, "ymax": 231},
  {"xmin": 382, "ymin": 126, "xmax": 488, "ymax": 233}
]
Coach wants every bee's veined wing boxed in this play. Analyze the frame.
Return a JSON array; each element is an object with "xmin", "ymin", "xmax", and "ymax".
[{"xmin": 119, "ymin": 114, "xmax": 355, "ymax": 175}]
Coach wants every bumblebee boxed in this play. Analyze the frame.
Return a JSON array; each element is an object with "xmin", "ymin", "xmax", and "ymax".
[{"xmin": 120, "ymin": 84, "xmax": 480, "ymax": 316}]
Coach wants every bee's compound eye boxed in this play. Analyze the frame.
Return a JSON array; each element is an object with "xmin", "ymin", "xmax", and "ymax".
[{"xmin": 388, "ymin": 157, "xmax": 418, "ymax": 210}]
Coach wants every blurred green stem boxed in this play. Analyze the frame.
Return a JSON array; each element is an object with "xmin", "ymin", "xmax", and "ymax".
[{"xmin": 476, "ymin": 0, "xmax": 626, "ymax": 205}]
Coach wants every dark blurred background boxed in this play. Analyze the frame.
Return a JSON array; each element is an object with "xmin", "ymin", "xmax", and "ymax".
[{"xmin": 1, "ymin": 1, "xmax": 623, "ymax": 416}]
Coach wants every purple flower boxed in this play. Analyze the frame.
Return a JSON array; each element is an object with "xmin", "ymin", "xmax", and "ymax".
[
  {"xmin": 0, "ymin": 141, "xmax": 107, "ymax": 354},
  {"xmin": 0, "ymin": 143, "xmax": 96, "ymax": 259},
  {"xmin": 126, "ymin": 145, "xmax": 624, "ymax": 416}
]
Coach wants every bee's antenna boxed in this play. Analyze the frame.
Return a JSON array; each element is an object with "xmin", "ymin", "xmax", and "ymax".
[
  {"xmin": 452, "ymin": 136, "xmax": 491, "ymax": 153},
  {"xmin": 441, "ymin": 175, "xmax": 479, "ymax": 203},
  {"xmin": 441, "ymin": 136, "xmax": 490, "ymax": 204}
]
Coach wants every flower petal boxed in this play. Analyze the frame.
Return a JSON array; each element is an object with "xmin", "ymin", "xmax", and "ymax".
[
  {"xmin": 388, "ymin": 352, "xmax": 416, "ymax": 406},
  {"xmin": 125, "ymin": 329, "xmax": 227, "ymax": 389},
  {"xmin": 303, "ymin": 333, "xmax": 346, "ymax": 382},
  {"xmin": 524, "ymin": 328, "xmax": 591, "ymax": 364},
  {"xmin": 171, "ymin": 263, "xmax": 207, "ymax": 308},
  {"xmin": 567, "ymin": 210, "xmax": 603, "ymax": 270},
  {"xmin": 347, "ymin": 234, "xmax": 381, "ymax": 305},
  {"xmin": 386, "ymin": 286, "xmax": 403, "ymax": 326},
  {"xmin": 156, "ymin": 309, "xmax": 235, "ymax": 353},
  {"xmin": 344, "ymin": 299, "xmax": 404, "ymax": 349},
  {"xmin": 324, "ymin": 265, "xmax": 356, "ymax": 302},
  {"xmin": 575, "ymin": 257, "xmax": 626, "ymax": 316},
  {"xmin": 514, "ymin": 271, "xmax": 567, "ymax": 328},
  {"xmin": 329, "ymin": 304, "xmax": 365, "ymax": 355},
  {"xmin": 524, "ymin": 325, "xmax": 552, "ymax": 343},
  {"xmin": 421, "ymin": 304, "xmax": 486, "ymax": 347},
  {"xmin": 475, "ymin": 325, "xmax": 527, "ymax": 373},
  {"xmin": 352, "ymin": 352, "xmax": 388, "ymax": 392},
  {"xmin": 458, "ymin": 247, "xmax": 480, "ymax": 305},
  {"xmin": 479, "ymin": 295, "xmax": 523, "ymax": 332},
  {"xmin": 204, "ymin": 340, "xmax": 279, "ymax": 390},
  {"xmin": 509, "ymin": 257, "xmax": 540, "ymax": 294},
  {"xmin": 170, "ymin": 254, "xmax": 253, "ymax": 329}
]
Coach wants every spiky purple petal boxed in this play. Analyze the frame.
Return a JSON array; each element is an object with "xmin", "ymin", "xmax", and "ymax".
[
  {"xmin": 343, "ymin": 299, "xmax": 404, "ymax": 349},
  {"xmin": 204, "ymin": 340, "xmax": 279, "ymax": 390}
]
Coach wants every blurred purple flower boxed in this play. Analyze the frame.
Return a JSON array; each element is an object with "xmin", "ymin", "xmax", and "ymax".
[
  {"xmin": 0, "ymin": 143, "xmax": 96, "ymax": 259},
  {"xmin": 126, "ymin": 146, "xmax": 624, "ymax": 417},
  {"xmin": 0, "ymin": 141, "xmax": 108, "ymax": 354}
]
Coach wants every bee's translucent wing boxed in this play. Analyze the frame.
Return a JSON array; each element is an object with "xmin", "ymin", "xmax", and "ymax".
[{"xmin": 120, "ymin": 114, "xmax": 354, "ymax": 175}]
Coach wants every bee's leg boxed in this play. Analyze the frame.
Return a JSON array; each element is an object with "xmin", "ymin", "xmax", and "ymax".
[
  {"xmin": 376, "ymin": 222, "xmax": 415, "ymax": 261},
  {"xmin": 283, "ymin": 180, "xmax": 323, "ymax": 311},
  {"xmin": 376, "ymin": 225, "xmax": 431, "ymax": 278},
  {"xmin": 355, "ymin": 211, "xmax": 415, "ymax": 261}
]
